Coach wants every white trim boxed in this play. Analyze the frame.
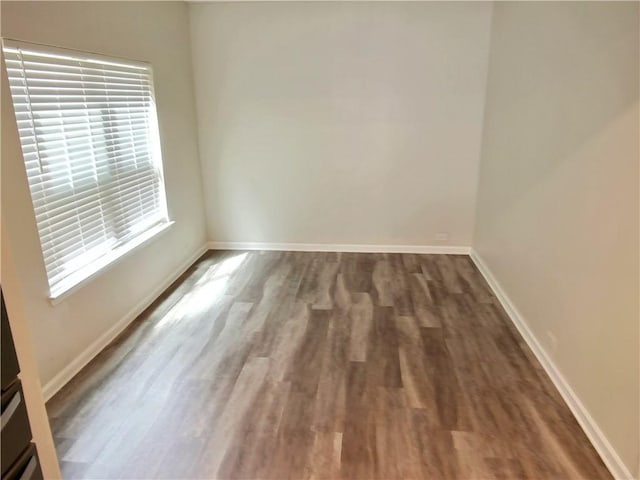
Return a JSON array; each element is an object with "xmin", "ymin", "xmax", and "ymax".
[
  {"xmin": 469, "ymin": 248, "xmax": 633, "ymax": 480},
  {"xmin": 42, "ymin": 244, "xmax": 207, "ymax": 402},
  {"xmin": 49, "ymin": 221, "xmax": 175, "ymax": 305},
  {"xmin": 2, "ymin": 37, "xmax": 151, "ymax": 69},
  {"xmin": 207, "ymin": 241, "xmax": 471, "ymax": 255}
]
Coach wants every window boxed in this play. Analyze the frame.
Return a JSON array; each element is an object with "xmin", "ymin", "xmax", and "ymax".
[{"xmin": 3, "ymin": 40, "xmax": 170, "ymax": 300}]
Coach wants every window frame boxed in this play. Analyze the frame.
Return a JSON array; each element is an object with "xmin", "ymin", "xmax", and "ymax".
[{"xmin": 2, "ymin": 39, "xmax": 173, "ymax": 303}]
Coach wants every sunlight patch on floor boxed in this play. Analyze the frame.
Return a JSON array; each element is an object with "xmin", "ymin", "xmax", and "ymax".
[{"xmin": 154, "ymin": 252, "xmax": 249, "ymax": 330}]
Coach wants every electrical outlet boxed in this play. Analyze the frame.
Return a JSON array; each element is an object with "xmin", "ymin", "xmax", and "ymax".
[
  {"xmin": 546, "ymin": 331, "xmax": 558, "ymax": 351},
  {"xmin": 435, "ymin": 232, "xmax": 449, "ymax": 242}
]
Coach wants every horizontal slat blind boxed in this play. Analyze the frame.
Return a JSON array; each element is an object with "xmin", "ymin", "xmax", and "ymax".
[{"xmin": 3, "ymin": 40, "xmax": 169, "ymax": 295}]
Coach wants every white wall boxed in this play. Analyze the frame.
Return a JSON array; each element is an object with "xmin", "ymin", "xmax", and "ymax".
[
  {"xmin": 189, "ymin": 2, "xmax": 493, "ymax": 249},
  {"xmin": 1, "ymin": 1, "xmax": 207, "ymax": 388},
  {"xmin": 473, "ymin": 3, "xmax": 639, "ymax": 477}
]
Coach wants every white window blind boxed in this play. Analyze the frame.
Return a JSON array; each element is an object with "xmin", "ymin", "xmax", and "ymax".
[{"xmin": 3, "ymin": 40, "xmax": 169, "ymax": 298}]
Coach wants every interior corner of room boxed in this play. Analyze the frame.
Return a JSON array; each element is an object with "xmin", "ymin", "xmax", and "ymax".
[{"xmin": 0, "ymin": 1, "xmax": 638, "ymax": 479}]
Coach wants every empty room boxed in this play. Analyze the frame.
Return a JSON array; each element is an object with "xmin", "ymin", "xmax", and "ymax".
[{"xmin": 0, "ymin": 1, "xmax": 638, "ymax": 479}]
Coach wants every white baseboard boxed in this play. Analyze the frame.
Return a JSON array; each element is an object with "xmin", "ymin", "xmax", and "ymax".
[
  {"xmin": 207, "ymin": 241, "xmax": 471, "ymax": 255},
  {"xmin": 41, "ymin": 244, "xmax": 208, "ymax": 402},
  {"xmin": 469, "ymin": 249, "xmax": 633, "ymax": 480}
]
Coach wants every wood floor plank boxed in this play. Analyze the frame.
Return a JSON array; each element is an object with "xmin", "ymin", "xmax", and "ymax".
[{"xmin": 47, "ymin": 250, "xmax": 613, "ymax": 479}]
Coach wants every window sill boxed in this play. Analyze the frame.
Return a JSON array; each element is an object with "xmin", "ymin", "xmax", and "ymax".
[{"xmin": 48, "ymin": 220, "xmax": 175, "ymax": 306}]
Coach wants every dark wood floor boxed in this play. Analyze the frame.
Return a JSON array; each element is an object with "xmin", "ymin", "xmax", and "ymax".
[{"xmin": 47, "ymin": 251, "xmax": 611, "ymax": 480}]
